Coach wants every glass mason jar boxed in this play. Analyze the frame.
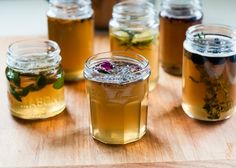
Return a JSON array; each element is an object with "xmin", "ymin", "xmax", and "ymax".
[
  {"xmin": 47, "ymin": 0, "xmax": 94, "ymax": 81},
  {"xmin": 84, "ymin": 51, "xmax": 150, "ymax": 144},
  {"xmin": 109, "ymin": 1, "xmax": 159, "ymax": 91},
  {"xmin": 183, "ymin": 24, "xmax": 236, "ymax": 121},
  {"xmin": 6, "ymin": 40, "xmax": 65, "ymax": 119},
  {"xmin": 159, "ymin": 0, "xmax": 203, "ymax": 76}
]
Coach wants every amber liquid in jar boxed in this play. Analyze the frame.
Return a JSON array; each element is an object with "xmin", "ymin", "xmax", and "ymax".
[
  {"xmin": 110, "ymin": 30, "xmax": 158, "ymax": 91},
  {"xmin": 6, "ymin": 67, "xmax": 65, "ymax": 119},
  {"xmin": 183, "ymin": 35, "xmax": 236, "ymax": 121},
  {"xmin": 159, "ymin": 0, "xmax": 203, "ymax": 76},
  {"xmin": 84, "ymin": 53, "xmax": 150, "ymax": 144},
  {"xmin": 48, "ymin": 16, "xmax": 94, "ymax": 81}
]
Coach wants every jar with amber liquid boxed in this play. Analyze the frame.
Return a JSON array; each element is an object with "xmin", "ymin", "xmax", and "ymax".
[
  {"xmin": 109, "ymin": 1, "xmax": 159, "ymax": 91},
  {"xmin": 160, "ymin": 0, "xmax": 203, "ymax": 76},
  {"xmin": 183, "ymin": 24, "xmax": 236, "ymax": 121},
  {"xmin": 84, "ymin": 51, "xmax": 150, "ymax": 144},
  {"xmin": 47, "ymin": 0, "xmax": 94, "ymax": 81},
  {"xmin": 6, "ymin": 40, "xmax": 65, "ymax": 119}
]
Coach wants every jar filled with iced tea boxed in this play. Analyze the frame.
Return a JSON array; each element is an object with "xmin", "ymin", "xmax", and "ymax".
[
  {"xmin": 109, "ymin": 1, "xmax": 159, "ymax": 91},
  {"xmin": 6, "ymin": 40, "xmax": 65, "ymax": 119},
  {"xmin": 160, "ymin": 0, "xmax": 203, "ymax": 76},
  {"xmin": 47, "ymin": 0, "xmax": 94, "ymax": 81},
  {"xmin": 84, "ymin": 51, "xmax": 150, "ymax": 144},
  {"xmin": 183, "ymin": 24, "xmax": 236, "ymax": 121}
]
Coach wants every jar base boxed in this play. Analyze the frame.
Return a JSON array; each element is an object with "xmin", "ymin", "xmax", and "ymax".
[
  {"xmin": 149, "ymin": 77, "xmax": 159, "ymax": 91},
  {"xmin": 182, "ymin": 103, "xmax": 233, "ymax": 121},
  {"xmin": 11, "ymin": 104, "xmax": 66, "ymax": 120},
  {"xmin": 91, "ymin": 129, "xmax": 147, "ymax": 145},
  {"xmin": 64, "ymin": 70, "xmax": 84, "ymax": 81},
  {"xmin": 162, "ymin": 64, "xmax": 182, "ymax": 76}
]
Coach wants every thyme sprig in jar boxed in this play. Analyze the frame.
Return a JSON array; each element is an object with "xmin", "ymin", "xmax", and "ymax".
[
  {"xmin": 6, "ymin": 40, "xmax": 65, "ymax": 120},
  {"xmin": 182, "ymin": 24, "xmax": 236, "ymax": 121}
]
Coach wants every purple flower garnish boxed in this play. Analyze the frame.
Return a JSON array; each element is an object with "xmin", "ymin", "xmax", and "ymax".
[
  {"xmin": 101, "ymin": 61, "xmax": 113, "ymax": 71},
  {"xmin": 96, "ymin": 61, "xmax": 113, "ymax": 74},
  {"xmin": 130, "ymin": 64, "xmax": 142, "ymax": 72}
]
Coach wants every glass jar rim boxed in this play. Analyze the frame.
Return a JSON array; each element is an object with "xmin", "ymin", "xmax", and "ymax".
[
  {"xmin": 7, "ymin": 39, "xmax": 61, "ymax": 73},
  {"xmin": 84, "ymin": 51, "xmax": 151, "ymax": 84},
  {"xmin": 112, "ymin": 0, "xmax": 156, "ymax": 24},
  {"xmin": 184, "ymin": 24, "xmax": 236, "ymax": 57},
  {"xmin": 186, "ymin": 24, "xmax": 236, "ymax": 46},
  {"xmin": 161, "ymin": 0, "xmax": 202, "ymax": 9},
  {"xmin": 47, "ymin": 0, "xmax": 93, "ymax": 19},
  {"xmin": 49, "ymin": 0, "xmax": 91, "ymax": 7}
]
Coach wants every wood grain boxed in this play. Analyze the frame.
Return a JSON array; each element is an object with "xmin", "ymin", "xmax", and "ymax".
[{"xmin": 0, "ymin": 34, "xmax": 236, "ymax": 167}]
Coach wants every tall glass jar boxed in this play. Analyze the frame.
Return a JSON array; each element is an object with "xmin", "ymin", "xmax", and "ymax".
[
  {"xmin": 6, "ymin": 40, "xmax": 65, "ymax": 119},
  {"xmin": 47, "ymin": 0, "xmax": 94, "ymax": 81},
  {"xmin": 160, "ymin": 0, "xmax": 203, "ymax": 76},
  {"xmin": 183, "ymin": 24, "xmax": 236, "ymax": 121},
  {"xmin": 109, "ymin": 1, "xmax": 159, "ymax": 91}
]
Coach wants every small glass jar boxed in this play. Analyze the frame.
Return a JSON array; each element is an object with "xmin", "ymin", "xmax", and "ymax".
[
  {"xmin": 183, "ymin": 24, "xmax": 236, "ymax": 121},
  {"xmin": 109, "ymin": 1, "xmax": 159, "ymax": 91},
  {"xmin": 6, "ymin": 40, "xmax": 65, "ymax": 119},
  {"xmin": 47, "ymin": 0, "xmax": 94, "ymax": 81},
  {"xmin": 84, "ymin": 51, "xmax": 150, "ymax": 144},
  {"xmin": 160, "ymin": 0, "xmax": 203, "ymax": 76}
]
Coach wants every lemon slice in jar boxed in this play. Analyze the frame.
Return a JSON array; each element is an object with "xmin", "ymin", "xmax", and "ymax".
[
  {"xmin": 131, "ymin": 30, "xmax": 154, "ymax": 45},
  {"xmin": 113, "ymin": 31, "xmax": 130, "ymax": 44}
]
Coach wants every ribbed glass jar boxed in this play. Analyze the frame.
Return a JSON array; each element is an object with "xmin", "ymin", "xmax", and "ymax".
[{"xmin": 84, "ymin": 51, "xmax": 150, "ymax": 144}]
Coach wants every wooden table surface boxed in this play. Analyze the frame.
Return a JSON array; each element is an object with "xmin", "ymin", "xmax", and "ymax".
[{"xmin": 1, "ymin": 33, "xmax": 236, "ymax": 168}]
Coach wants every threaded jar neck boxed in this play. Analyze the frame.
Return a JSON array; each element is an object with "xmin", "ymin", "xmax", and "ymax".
[
  {"xmin": 7, "ymin": 40, "xmax": 61, "ymax": 73},
  {"xmin": 185, "ymin": 24, "xmax": 236, "ymax": 57},
  {"xmin": 48, "ymin": 0, "xmax": 93, "ymax": 19},
  {"xmin": 111, "ymin": 0, "xmax": 156, "ymax": 26},
  {"xmin": 161, "ymin": 0, "xmax": 202, "ymax": 18}
]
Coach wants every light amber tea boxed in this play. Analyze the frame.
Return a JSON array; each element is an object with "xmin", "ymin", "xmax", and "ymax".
[
  {"xmin": 109, "ymin": 1, "xmax": 159, "ymax": 91},
  {"xmin": 183, "ymin": 25, "xmax": 236, "ymax": 121},
  {"xmin": 6, "ymin": 40, "xmax": 65, "ymax": 119},
  {"xmin": 84, "ymin": 51, "xmax": 150, "ymax": 144},
  {"xmin": 110, "ymin": 29, "xmax": 159, "ymax": 90},
  {"xmin": 48, "ymin": 16, "xmax": 94, "ymax": 81},
  {"xmin": 6, "ymin": 68, "xmax": 65, "ymax": 119}
]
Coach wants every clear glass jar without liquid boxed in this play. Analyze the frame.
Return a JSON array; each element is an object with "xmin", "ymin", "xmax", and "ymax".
[
  {"xmin": 182, "ymin": 24, "xmax": 236, "ymax": 121},
  {"xmin": 109, "ymin": 1, "xmax": 159, "ymax": 91},
  {"xmin": 6, "ymin": 40, "xmax": 65, "ymax": 120},
  {"xmin": 159, "ymin": 0, "xmax": 203, "ymax": 76},
  {"xmin": 47, "ymin": 0, "xmax": 94, "ymax": 81}
]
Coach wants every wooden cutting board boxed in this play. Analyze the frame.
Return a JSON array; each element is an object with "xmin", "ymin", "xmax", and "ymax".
[{"xmin": 0, "ymin": 33, "xmax": 236, "ymax": 168}]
